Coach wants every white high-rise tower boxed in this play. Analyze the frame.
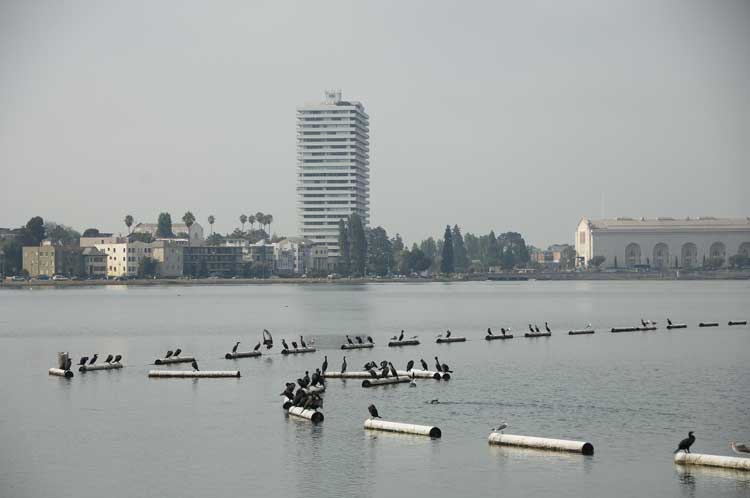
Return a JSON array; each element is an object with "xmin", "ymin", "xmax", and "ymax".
[{"xmin": 297, "ymin": 91, "xmax": 370, "ymax": 261}]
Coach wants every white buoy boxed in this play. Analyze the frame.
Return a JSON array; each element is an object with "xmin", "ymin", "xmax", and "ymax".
[
  {"xmin": 364, "ymin": 418, "xmax": 441, "ymax": 438},
  {"xmin": 488, "ymin": 433, "xmax": 594, "ymax": 455},
  {"xmin": 79, "ymin": 362, "xmax": 123, "ymax": 372},
  {"xmin": 148, "ymin": 370, "xmax": 240, "ymax": 378},
  {"xmin": 362, "ymin": 377, "xmax": 412, "ymax": 387},
  {"xmin": 288, "ymin": 406, "xmax": 324, "ymax": 423},
  {"xmin": 674, "ymin": 452, "xmax": 750, "ymax": 470},
  {"xmin": 568, "ymin": 329, "xmax": 595, "ymax": 335},
  {"xmin": 154, "ymin": 356, "xmax": 195, "ymax": 365},
  {"xmin": 225, "ymin": 351, "xmax": 261, "ymax": 359},
  {"xmin": 281, "ymin": 347, "xmax": 317, "ymax": 355},
  {"xmin": 436, "ymin": 337, "xmax": 466, "ymax": 343},
  {"xmin": 387, "ymin": 339, "xmax": 420, "ymax": 347},
  {"xmin": 699, "ymin": 322, "xmax": 719, "ymax": 327},
  {"xmin": 48, "ymin": 368, "xmax": 73, "ymax": 378},
  {"xmin": 340, "ymin": 343, "xmax": 374, "ymax": 350}
]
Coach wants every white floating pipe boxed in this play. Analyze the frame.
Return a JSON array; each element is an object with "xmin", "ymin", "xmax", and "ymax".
[
  {"xmin": 674, "ymin": 452, "xmax": 750, "ymax": 471},
  {"xmin": 524, "ymin": 332, "xmax": 551, "ymax": 337},
  {"xmin": 340, "ymin": 343, "xmax": 374, "ymax": 350},
  {"xmin": 728, "ymin": 320, "xmax": 747, "ymax": 326},
  {"xmin": 436, "ymin": 337, "xmax": 466, "ymax": 343},
  {"xmin": 387, "ymin": 339, "xmax": 420, "ymax": 347},
  {"xmin": 288, "ymin": 406, "xmax": 324, "ymax": 423},
  {"xmin": 611, "ymin": 326, "xmax": 638, "ymax": 333},
  {"xmin": 637, "ymin": 326, "xmax": 657, "ymax": 331},
  {"xmin": 48, "ymin": 368, "xmax": 74, "ymax": 378},
  {"xmin": 148, "ymin": 370, "xmax": 240, "ymax": 378},
  {"xmin": 364, "ymin": 418, "xmax": 441, "ymax": 438},
  {"xmin": 224, "ymin": 351, "xmax": 261, "ymax": 359},
  {"xmin": 396, "ymin": 369, "xmax": 447, "ymax": 380},
  {"xmin": 281, "ymin": 347, "xmax": 317, "ymax": 355},
  {"xmin": 488, "ymin": 433, "xmax": 594, "ymax": 455},
  {"xmin": 282, "ymin": 400, "xmax": 293, "ymax": 410},
  {"xmin": 362, "ymin": 377, "xmax": 412, "ymax": 387},
  {"xmin": 667, "ymin": 324, "xmax": 687, "ymax": 329},
  {"xmin": 323, "ymin": 371, "xmax": 374, "ymax": 379},
  {"xmin": 302, "ymin": 384, "xmax": 326, "ymax": 394},
  {"xmin": 154, "ymin": 356, "xmax": 195, "ymax": 365},
  {"xmin": 699, "ymin": 322, "xmax": 718, "ymax": 327},
  {"xmin": 486, "ymin": 334, "xmax": 514, "ymax": 340},
  {"xmin": 79, "ymin": 362, "xmax": 123, "ymax": 372},
  {"xmin": 568, "ymin": 329, "xmax": 595, "ymax": 335}
]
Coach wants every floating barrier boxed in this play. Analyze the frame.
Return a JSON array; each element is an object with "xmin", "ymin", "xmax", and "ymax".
[
  {"xmin": 323, "ymin": 371, "xmax": 373, "ymax": 379},
  {"xmin": 281, "ymin": 347, "xmax": 317, "ymax": 355},
  {"xmin": 728, "ymin": 320, "xmax": 747, "ymax": 326},
  {"xmin": 288, "ymin": 406, "xmax": 324, "ymax": 423},
  {"xmin": 387, "ymin": 339, "xmax": 420, "ymax": 347},
  {"xmin": 699, "ymin": 322, "xmax": 718, "ymax": 327},
  {"xmin": 666, "ymin": 323, "xmax": 687, "ymax": 329},
  {"xmin": 436, "ymin": 337, "xmax": 466, "ymax": 343},
  {"xmin": 674, "ymin": 452, "xmax": 750, "ymax": 471},
  {"xmin": 362, "ymin": 377, "xmax": 412, "ymax": 387},
  {"xmin": 488, "ymin": 433, "xmax": 594, "ymax": 455},
  {"xmin": 485, "ymin": 334, "xmax": 514, "ymax": 340},
  {"xmin": 396, "ymin": 369, "xmax": 448, "ymax": 380},
  {"xmin": 568, "ymin": 329, "xmax": 595, "ymax": 335},
  {"xmin": 79, "ymin": 362, "xmax": 123, "ymax": 372},
  {"xmin": 225, "ymin": 351, "xmax": 261, "ymax": 359},
  {"xmin": 611, "ymin": 326, "xmax": 639, "ymax": 333},
  {"xmin": 302, "ymin": 385, "xmax": 326, "ymax": 394},
  {"xmin": 524, "ymin": 332, "xmax": 551, "ymax": 338},
  {"xmin": 637, "ymin": 326, "xmax": 657, "ymax": 331},
  {"xmin": 340, "ymin": 343, "xmax": 374, "ymax": 350},
  {"xmin": 154, "ymin": 356, "xmax": 195, "ymax": 365},
  {"xmin": 48, "ymin": 368, "xmax": 74, "ymax": 378},
  {"xmin": 148, "ymin": 370, "xmax": 240, "ymax": 378},
  {"xmin": 364, "ymin": 418, "xmax": 441, "ymax": 438}
]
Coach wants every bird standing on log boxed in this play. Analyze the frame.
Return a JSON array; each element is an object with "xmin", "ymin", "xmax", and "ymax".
[
  {"xmin": 406, "ymin": 360, "xmax": 414, "ymax": 372},
  {"xmin": 89, "ymin": 354, "xmax": 98, "ymax": 365},
  {"xmin": 534, "ymin": 324, "xmax": 540, "ymax": 333},
  {"xmin": 282, "ymin": 339, "xmax": 289, "ymax": 351},
  {"xmin": 368, "ymin": 404, "xmax": 381, "ymax": 419},
  {"xmin": 346, "ymin": 335, "xmax": 354, "ymax": 345},
  {"xmin": 446, "ymin": 330, "xmax": 451, "ymax": 338},
  {"xmin": 388, "ymin": 362, "xmax": 398, "ymax": 379},
  {"xmin": 341, "ymin": 356, "xmax": 347, "ymax": 374},
  {"xmin": 366, "ymin": 336, "xmax": 374, "ymax": 344},
  {"xmin": 420, "ymin": 358, "xmax": 428, "ymax": 371},
  {"xmin": 300, "ymin": 336, "xmax": 307, "ymax": 348},
  {"xmin": 398, "ymin": 330, "xmax": 405, "ymax": 341},
  {"xmin": 291, "ymin": 341, "xmax": 298, "ymax": 349},
  {"xmin": 78, "ymin": 356, "xmax": 89, "ymax": 366},
  {"xmin": 674, "ymin": 432, "xmax": 695, "ymax": 453},
  {"xmin": 487, "ymin": 327, "xmax": 493, "ymax": 336},
  {"xmin": 253, "ymin": 341, "xmax": 261, "ymax": 351},
  {"xmin": 545, "ymin": 322, "xmax": 551, "ymax": 333},
  {"xmin": 113, "ymin": 354, "xmax": 122, "ymax": 363},
  {"xmin": 355, "ymin": 336, "xmax": 363, "ymax": 344},
  {"xmin": 321, "ymin": 356, "xmax": 328, "ymax": 374},
  {"xmin": 174, "ymin": 348, "xmax": 181, "ymax": 357},
  {"xmin": 105, "ymin": 354, "xmax": 113, "ymax": 364},
  {"xmin": 232, "ymin": 342, "xmax": 240, "ymax": 353},
  {"xmin": 262, "ymin": 329, "xmax": 273, "ymax": 349},
  {"xmin": 191, "ymin": 359, "xmax": 199, "ymax": 371},
  {"xmin": 165, "ymin": 350, "xmax": 173, "ymax": 359},
  {"xmin": 64, "ymin": 357, "xmax": 72, "ymax": 371}
]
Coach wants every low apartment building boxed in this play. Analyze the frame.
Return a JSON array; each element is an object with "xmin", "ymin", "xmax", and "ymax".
[
  {"xmin": 94, "ymin": 240, "xmax": 183, "ymax": 278},
  {"xmin": 274, "ymin": 237, "xmax": 312, "ymax": 276},
  {"xmin": 23, "ymin": 242, "xmax": 84, "ymax": 277},
  {"xmin": 82, "ymin": 247, "xmax": 108, "ymax": 278},
  {"xmin": 184, "ymin": 246, "xmax": 242, "ymax": 277}
]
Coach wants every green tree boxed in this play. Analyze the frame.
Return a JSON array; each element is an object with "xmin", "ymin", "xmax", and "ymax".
[
  {"xmin": 366, "ymin": 226, "xmax": 393, "ymax": 276},
  {"xmin": 728, "ymin": 254, "xmax": 750, "ymax": 269},
  {"xmin": 420, "ymin": 237, "xmax": 438, "ymax": 273},
  {"xmin": 441, "ymin": 225, "xmax": 454, "ymax": 274},
  {"xmin": 266, "ymin": 214, "xmax": 273, "ymax": 237},
  {"xmin": 129, "ymin": 232, "xmax": 154, "ymax": 243},
  {"xmin": 255, "ymin": 212, "xmax": 265, "ymax": 234},
  {"xmin": 206, "ymin": 233, "xmax": 225, "ymax": 246},
  {"xmin": 704, "ymin": 256, "xmax": 724, "ymax": 270},
  {"xmin": 156, "ymin": 213, "xmax": 174, "ymax": 238},
  {"xmin": 182, "ymin": 211, "xmax": 196, "ymax": 246},
  {"xmin": 464, "ymin": 233, "xmax": 479, "ymax": 262},
  {"xmin": 248, "ymin": 215, "xmax": 256, "ymax": 232},
  {"xmin": 82, "ymin": 228, "xmax": 100, "ymax": 237},
  {"xmin": 589, "ymin": 255, "xmax": 606, "ymax": 269},
  {"xmin": 138, "ymin": 257, "xmax": 158, "ymax": 278},
  {"xmin": 208, "ymin": 215, "xmax": 215, "ymax": 235},
  {"xmin": 25, "ymin": 216, "xmax": 45, "ymax": 245},
  {"xmin": 391, "ymin": 233, "xmax": 405, "ymax": 273},
  {"xmin": 44, "ymin": 222, "xmax": 80, "ymax": 246},
  {"xmin": 240, "ymin": 214, "xmax": 247, "ymax": 232},
  {"xmin": 452, "ymin": 225, "xmax": 468, "ymax": 272},
  {"xmin": 349, "ymin": 213, "xmax": 367, "ymax": 276},
  {"xmin": 338, "ymin": 218, "xmax": 351, "ymax": 276},
  {"xmin": 124, "ymin": 214, "xmax": 134, "ymax": 234},
  {"xmin": 559, "ymin": 245, "xmax": 576, "ymax": 270}
]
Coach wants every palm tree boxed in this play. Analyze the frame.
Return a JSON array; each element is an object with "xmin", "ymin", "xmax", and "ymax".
[
  {"xmin": 239, "ymin": 214, "xmax": 247, "ymax": 233},
  {"xmin": 265, "ymin": 214, "xmax": 273, "ymax": 239},
  {"xmin": 208, "ymin": 215, "xmax": 215, "ymax": 235},
  {"xmin": 255, "ymin": 212, "xmax": 264, "ymax": 233},
  {"xmin": 182, "ymin": 211, "xmax": 196, "ymax": 247},
  {"xmin": 124, "ymin": 214, "xmax": 134, "ymax": 234},
  {"xmin": 248, "ymin": 215, "xmax": 256, "ymax": 232}
]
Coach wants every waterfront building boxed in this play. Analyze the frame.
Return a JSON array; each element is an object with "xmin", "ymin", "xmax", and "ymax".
[
  {"xmin": 95, "ymin": 241, "xmax": 158, "ymax": 277},
  {"xmin": 23, "ymin": 241, "xmax": 84, "ymax": 277},
  {"xmin": 307, "ymin": 244, "xmax": 329, "ymax": 275},
  {"xmin": 297, "ymin": 90, "xmax": 370, "ymax": 266},
  {"xmin": 0, "ymin": 228, "xmax": 23, "ymax": 241},
  {"xmin": 80, "ymin": 234, "xmax": 126, "ymax": 247},
  {"xmin": 183, "ymin": 246, "xmax": 242, "ymax": 277},
  {"xmin": 274, "ymin": 237, "xmax": 312, "ymax": 276},
  {"xmin": 150, "ymin": 243, "xmax": 184, "ymax": 277},
  {"xmin": 575, "ymin": 217, "xmax": 750, "ymax": 269},
  {"xmin": 248, "ymin": 240, "xmax": 275, "ymax": 268},
  {"xmin": 82, "ymin": 247, "xmax": 108, "ymax": 278},
  {"xmin": 132, "ymin": 222, "xmax": 204, "ymax": 245}
]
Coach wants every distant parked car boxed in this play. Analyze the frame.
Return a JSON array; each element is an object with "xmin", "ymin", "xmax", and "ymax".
[
  {"xmin": 52, "ymin": 275, "xmax": 69, "ymax": 281},
  {"xmin": 11, "ymin": 275, "xmax": 28, "ymax": 281},
  {"xmin": 37, "ymin": 275, "xmax": 50, "ymax": 280}
]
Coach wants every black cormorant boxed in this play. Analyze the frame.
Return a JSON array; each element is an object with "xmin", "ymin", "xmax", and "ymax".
[
  {"xmin": 398, "ymin": 330, "xmax": 405, "ymax": 341},
  {"xmin": 253, "ymin": 341, "xmax": 261, "ymax": 351},
  {"xmin": 446, "ymin": 330, "xmax": 451, "ymax": 338},
  {"xmin": 232, "ymin": 342, "xmax": 240, "ymax": 353},
  {"xmin": 113, "ymin": 354, "xmax": 122, "ymax": 363},
  {"xmin": 346, "ymin": 335, "xmax": 353, "ymax": 345},
  {"xmin": 368, "ymin": 404, "xmax": 381, "ymax": 419},
  {"xmin": 79, "ymin": 356, "xmax": 89, "ymax": 366},
  {"xmin": 292, "ymin": 341, "xmax": 298, "ymax": 350},
  {"xmin": 355, "ymin": 336, "xmax": 363, "ymax": 344},
  {"xmin": 406, "ymin": 360, "xmax": 414, "ymax": 372},
  {"xmin": 300, "ymin": 336, "xmax": 307, "ymax": 348},
  {"xmin": 174, "ymin": 348, "xmax": 181, "ymax": 357},
  {"xmin": 534, "ymin": 325, "xmax": 540, "ymax": 333},
  {"xmin": 89, "ymin": 354, "xmax": 98, "ymax": 365},
  {"xmin": 528, "ymin": 324, "xmax": 534, "ymax": 333},
  {"xmin": 341, "ymin": 356, "xmax": 347, "ymax": 374},
  {"xmin": 434, "ymin": 356, "xmax": 442, "ymax": 372},
  {"xmin": 545, "ymin": 322, "xmax": 551, "ymax": 332},
  {"xmin": 165, "ymin": 350, "xmax": 174, "ymax": 359},
  {"xmin": 282, "ymin": 339, "xmax": 289, "ymax": 351},
  {"xmin": 322, "ymin": 356, "xmax": 328, "ymax": 373},
  {"xmin": 388, "ymin": 362, "xmax": 398, "ymax": 378},
  {"xmin": 262, "ymin": 329, "xmax": 274, "ymax": 349},
  {"xmin": 487, "ymin": 328, "xmax": 493, "ymax": 336},
  {"xmin": 366, "ymin": 336, "xmax": 374, "ymax": 344},
  {"xmin": 420, "ymin": 358, "xmax": 428, "ymax": 370},
  {"xmin": 674, "ymin": 432, "xmax": 695, "ymax": 453},
  {"xmin": 191, "ymin": 359, "xmax": 199, "ymax": 371},
  {"xmin": 105, "ymin": 354, "xmax": 113, "ymax": 364}
]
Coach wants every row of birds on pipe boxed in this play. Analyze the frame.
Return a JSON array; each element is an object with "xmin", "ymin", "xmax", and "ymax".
[{"xmin": 334, "ymin": 356, "xmax": 453, "ymax": 376}]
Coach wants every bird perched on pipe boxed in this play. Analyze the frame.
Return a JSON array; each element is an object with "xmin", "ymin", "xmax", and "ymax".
[
  {"xmin": 340, "ymin": 356, "xmax": 347, "ymax": 374},
  {"xmin": 64, "ymin": 357, "xmax": 72, "ymax": 371},
  {"xmin": 174, "ymin": 348, "xmax": 182, "ymax": 357},
  {"xmin": 78, "ymin": 356, "xmax": 89, "ymax": 366},
  {"xmin": 300, "ymin": 336, "xmax": 307, "ymax": 348},
  {"xmin": 366, "ymin": 336, "xmax": 374, "ymax": 344},
  {"xmin": 368, "ymin": 404, "xmax": 381, "ymax": 419},
  {"xmin": 388, "ymin": 362, "xmax": 398, "ymax": 379},
  {"xmin": 253, "ymin": 341, "xmax": 261, "ymax": 352},
  {"xmin": 420, "ymin": 358, "xmax": 428, "ymax": 371},
  {"xmin": 165, "ymin": 350, "xmax": 174, "ymax": 359},
  {"xmin": 282, "ymin": 339, "xmax": 289, "ymax": 351},
  {"xmin": 105, "ymin": 354, "xmax": 113, "ymax": 364},
  {"xmin": 674, "ymin": 432, "xmax": 695, "ymax": 453},
  {"xmin": 406, "ymin": 360, "xmax": 414, "ymax": 372},
  {"xmin": 355, "ymin": 336, "xmax": 363, "ymax": 344},
  {"xmin": 291, "ymin": 341, "xmax": 298, "ymax": 349},
  {"xmin": 492, "ymin": 422, "xmax": 508, "ymax": 433},
  {"xmin": 262, "ymin": 329, "xmax": 273, "ymax": 349},
  {"xmin": 89, "ymin": 354, "xmax": 98, "ymax": 365},
  {"xmin": 346, "ymin": 335, "xmax": 354, "ymax": 345},
  {"xmin": 191, "ymin": 359, "xmax": 199, "ymax": 371},
  {"xmin": 321, "ymin": 356, "xmax": 328, "ymax": 374},
  {"xmin": 232, "ymin": 342, "xmax": 240, "ymax": 353},
  {"xmin": 113, "ymin": 354, "xmax": 122, "ymax": 363},
  {"xmin": 446, "ymin": 330, "xmax": 452, "ymax": 338},
  {"xmin": 398, "ymin": 330, "xmax": 405, "ymax": 341},
  {"xmin": 731, "ymin": 442, "xmax": 750, "ymax": 454}
]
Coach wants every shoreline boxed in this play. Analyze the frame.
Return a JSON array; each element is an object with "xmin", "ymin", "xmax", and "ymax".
[{"xmin": 2, "ymin": 270, "xmax": 749, "ymax": 288}]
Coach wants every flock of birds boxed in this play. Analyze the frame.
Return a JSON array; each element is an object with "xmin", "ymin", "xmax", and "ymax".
[
  {"xmin": 74, "ymin": 353, "xmax": 122, "ymax": 368},
  {"xmin": 672, "ymin": 432, "xmax": 750, "ymax": 456}
]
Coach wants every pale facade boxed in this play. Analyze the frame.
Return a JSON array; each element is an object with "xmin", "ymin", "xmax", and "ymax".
[
  {"xmin": 133, "ymin": 222, "xmax": 204, "ymax": 245},
  {"xmin": 274, "ymin": 237, "xmax": 312, "ymax": 275},
  {"xmin": 95, "ymin": 240, "xmax": 183, "ymax": 277},
  {"xmin": 297, "ymin": 90, "xmax": 370, "ymax": 260},
  {"xmin": 575, "ymin": 217, "xmax": 750, "ymax": 269}
]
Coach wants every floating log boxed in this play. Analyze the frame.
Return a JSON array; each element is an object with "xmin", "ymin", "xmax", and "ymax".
[
  {"xmin": 674, "ymin": 452, "xmax": 750, "ymax": 471},
  {"xmin": 362, "ymin": 377, "xmax": 412, "ymax": 387},
  {"xmin": 364, "ymin": 418, "xmax": 441, "ymax": 438},
  {"xmin": 323, "ymin": 371, "xmax": 374, "ymax": 379},
  {"xmin": 568, "ymin": 329, "xmax": 595, "ymax": 335},
  {"xmin": 486, "ymin": 334, "xmax": 514, "ymax": 340},
  {"xmin": 637, "ymin": 326, "xmax": 657, "ymax": 331},
  {"xmin": 611, "ymin": 326, "xmax": 639, "ymax": 333},
  {"xmin": 666, "ymin": 324, "xmax": 687, "ymax": 329},
  {"xmin": 396, "ymin": 369, "xmax": 445, "ymax": 380},
  {"xmin": 699, "ymin": 322, "xmax": 718, "ymax": 327},
  {"xmin": 387, "ymin": 339, "xmax": 420, "ymax": 347},
  {"xmin": 148, "ymin": 370, "xmax": 240, "ymax": 378},
  {"xmin": 225, "ymin": 351, "xmax": 262, "ymax": 359},
  {"xmin": 154, "ymin": 356, "xmax": 195, "ymax": 365},
  {"xmin": 524, "ymin": 332, "xmax": 551, "ymax": 338},
  {"xmin": 281, "ymin": 347, "xmax": 317, "ymax": 355},
  {"xmin": 49, "ymin": 368, "xmax": 73, "ymax": 378},
  {"xmin": 728, "ymin": 320, "xmax": 747, "ymax": 326},
  {"xmin": 488, "ymin": 433, "xmax": 594, "ymax": 455},
  {"xmin": 341, "ymin": 343, "xmax": 374, "ymax": 350},
  {"xmin": 436, "ymin": 336, "xmax": 466, "ymax": 343},
  {"xmin": 79, "ymin": 362, "xmax": 123, "ymax": 372},
  {"xmin": 288, "ymin": 406, "xmax": 324, "ymax": 423}
]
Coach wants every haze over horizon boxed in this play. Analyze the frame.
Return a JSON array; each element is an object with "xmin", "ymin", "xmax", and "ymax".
[{"xmin": 1, "ymin": 0, "xmax": 748, "ymax": 248}]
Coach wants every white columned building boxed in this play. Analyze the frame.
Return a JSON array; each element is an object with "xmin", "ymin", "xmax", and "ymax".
[{"xmin": 297, "ymin": 91, "xmax": 370, "ymax": 264}]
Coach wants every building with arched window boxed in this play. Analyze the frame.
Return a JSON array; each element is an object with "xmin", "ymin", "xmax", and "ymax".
[{"xmin": 575, "ymin": 217, "xmax": 750, "ymax": 269}]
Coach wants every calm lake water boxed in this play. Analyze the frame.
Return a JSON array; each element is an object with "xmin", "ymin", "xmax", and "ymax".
[{"xmin": 0, "ymin": 281, "xmax": 749, "ymax": 498}]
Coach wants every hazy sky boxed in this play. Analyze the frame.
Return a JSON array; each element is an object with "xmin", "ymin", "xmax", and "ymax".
[{"xmin": 1, "ymin": 0, "xmax": 748, "ymax": 247}]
